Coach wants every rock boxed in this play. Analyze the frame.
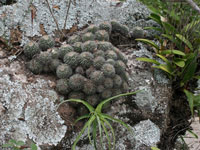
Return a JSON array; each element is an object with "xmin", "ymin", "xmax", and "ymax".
[
  {"xmin": 0, "ymin": 61, "xmax": 67, "ymax": 149},
  {"xmin": 0, "ymin": 0, "xmax": 150, "ymax": 45}
]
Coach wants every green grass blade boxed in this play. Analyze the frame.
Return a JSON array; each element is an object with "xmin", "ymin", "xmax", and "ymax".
[
  {"xmin": 162, "ymin": 22, "xmax": 176, "ymax": 34},
  {"xmin": 135, "ymin": 39, "xmax": 159, "ymax": 52},
  {"xmin": 176, "ymin": 34, "xmax": 193, "ymax": 51},
  {"xmin": 92, "ymin": 118, "xmax": 97, "ymax": 149},
  {"xmin": 101, "ymin": 117, "xmax": 116, "ymax": 150},
  {"xmin": 187, "ymin": 129, "xmax": 199, "ymax": 139},
  {"xmin": 184, "ymin": 89, "xmax": 194, "ymax": 116},
  {"xmin": 151, "ymin": 147, "xmax": 160, "ymax": 150},
  {"xmin": 136, "ymin": 57, "xmax": 160, "ymax": 65},
  {"xmin": 72, "ymin": 119, "xmax": 91, "ymax": 150},
  {"xmin": 173, "ymin": 59, "xmax": 185, "ymax": 68},
  {"xmin": 97, "ymin": 116, "xmax": 104, "ymax": 149},
  {"xmin": 101, "ymin": 114, "xmax": 132, "ymax": 132},
  {"xmin": 31, "ymin": 143, "xmax": 38, "ymax": 150},
  {"xmin": 74, "ymin": 114, "xmax": 90, "ymax": 124},
  {"xmin": 57, "ymin": 99, "xmax": 95, "ymax": 113},
  {"xmin": 100, "ymin": 120, "xmax": 112, "ymax": 150},
  {"xmin": 2, "ymin": 143, "xmax": 14, "ymax": 148},
  {"xmin": 88, "ymin": 115, "xmax": 96, "ymax": 147},
  {"xmin": 156, "ymin": 54, "xmax": 170, "ymax": 65},
  {"xmin": 144, "ymin": 27, "xmax": 162, "ymax": 32},
  {"xmin": 160, "ymin": 50, "xmax": 186, "ymax": 56},
  {"xmin": 152, "ymin": 65, "xmax": 174, "ymax": 76},
  {"xmin": 96, "ymin": 90, "xmax": 142, "ymax": 113}
]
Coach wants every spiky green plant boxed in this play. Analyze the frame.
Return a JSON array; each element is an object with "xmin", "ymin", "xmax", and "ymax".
[{"xmin": 57, "ymin": 90, "xmax": 141, "ymax": 150}]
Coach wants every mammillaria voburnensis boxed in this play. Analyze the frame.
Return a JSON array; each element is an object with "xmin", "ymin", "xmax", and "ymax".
[
  {"xmin": 24, "ymin": 41, "xmax": 40, "ymax": 59},
  {"xmin": 38, "ymin": 35, "xmax": 55, "ymax": 51},
  {"xmin": 25, "ymin": 21, "xmax": 130, "ymax": 110}
]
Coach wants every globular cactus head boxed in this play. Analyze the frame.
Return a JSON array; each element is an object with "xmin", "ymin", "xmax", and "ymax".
[
  {"xmin": 111, "ymin": 20, "xmax": 129, "ymax": 37},
  {"xmin": 27, "ymin": 58, "xmax": 43, "ymax": 74},
  {"xmin": 50, "ymin": 59, "xmax": 62, "ymax": 72},
  {"xmin": 90, "ymin": 70, "xmax": 105, "ymax": 84},
  {"xmin": 101, "ymin": 63, "xmax": 116, "ymax": 78},
  {"xmin": 93, "ymin": 56, "xmax": 106, "ymax": 69},
  {"xmin": 56, "ymin": 64, "xmax": 73, "ymax": 79},
  {"xmin": 68, "ymin": 74, "xmax": 86, "ymax": 91},
  {"xmin": 105, "ymin": 50, "xmax": 118, "ymax": 60},
  {"xmin": 113, "ymin": 75, "xmax": 123, "ymax": 88},
  {"xmin": 82, "ymin": 32, "xmax": 95, "ymax": 42},
  {"xmin": 68, "ymin": 35, "xmax": 81, "ymax": 44},
  {"xmin": 38, "ymin": 35, "xmax": 55, "ymax": 51},
  {"xmin": 79, "ymin": 52, "xmax": 94, "ymax": 68},
  {"xmin": 37, "ymin": 51, "xmax": 52, "ymax": 65},
  {"xmin": 82, "ymin": 41, "xmax": 97, "ymax": 53},
  {"xmin": 99, "ymin": 22, "xmax": 112, "ymax": 34},
  {"xmin": 73, "ymin": 42, "xmax": 82, "ymax": 53},
  {"xmin": 130, "ymin": 26, "xmax": 146, "ymax": 39},
  {"xmin": 56, "ymin": 79, "xmax": 71, "ymax": 95},
  {"xmin": 114, "ymin": 60, "xmax": 126, "ymax": 74},
  {"xmin": 94, "ymin": 50, "xmax": 105, "ymax": 58},
  {"xmin": 86, "ymin": 24, "xmax": 99, "ymax": 33},
  {"xmin": 103, "ymin": 78, "xmax": 114, "ymax": 89},
  {"xmin": 50, "ymin": 47, "xmax": 59, "ymax": 59},
  {"xmin": 63, "ymin": 51, "xmax": 80, "ymax": 68},
  {"xmin": 101, "ymin": 89, "xmax": 112, "ymax": 99},
  {"xmin": 24, "ymin": 41, "xmax": 40, "ymax": 59},
  {"xmin": 58, "ymin": 44, "xmax": 74, "ymax": 59},
  {"xmin": 106, "ymin": 59, "xmax": 115, "ymax": 66},
  {"xmin": 97, "ymin": 41, "xmax": 113, "ymax": 51},
  {"xmin": 95, "ymin": 30, "xmax": 109, "ymax": 41},
  {"xmin": 75, "ymin": 66, "xmax": 85, "ymax": 75},
  {"xmin": 83, "ymin": 80, "xmax": 96, "ymax": 95},
  {"xmin": 86, "ymin": 95, "xmax": 99, "ymax": 107}
]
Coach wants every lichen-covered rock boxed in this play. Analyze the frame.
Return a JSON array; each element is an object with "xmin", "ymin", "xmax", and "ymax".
[
  {"xmin": 0, "ymin": 62, "xmax": 66, "ymax": 148},
  {"xmin": 38, "ymin": 35, "xmax": 55, "ymax": 51},
  {"xmin": 56, "ymin": 64, "xmax": 73, "ymax": 79},
  {"xmin": 24, "ymin": 41, "xmax": 40, "ymax": 59},
  {"xmin": 82, "ymin": 32, "xmax": 95, "ymax": 42},
  {"xmin": 95, "ymin": 30, "xmax": 109, "ymax": 41}
]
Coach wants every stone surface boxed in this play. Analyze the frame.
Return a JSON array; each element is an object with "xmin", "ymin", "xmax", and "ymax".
[
  {"xmin": 0, "ymin": 0, "xmax": 150, "ymax": 45},
  {"xmin": 0, "ymin": 59, "xmax": 67, "ymax": 149}
]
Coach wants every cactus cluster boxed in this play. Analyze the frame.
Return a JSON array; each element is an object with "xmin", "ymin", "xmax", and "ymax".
[{"xmin": 24, "ymin": 21, "xmax": 130, "ymax": 110}]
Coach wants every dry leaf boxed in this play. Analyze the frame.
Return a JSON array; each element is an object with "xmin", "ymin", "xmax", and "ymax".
[{"xmin": 39, "ymin": 24, "xmax": 47, "ymax": 35}]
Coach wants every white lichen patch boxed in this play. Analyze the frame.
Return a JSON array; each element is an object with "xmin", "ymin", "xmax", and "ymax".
[
  {"xmin": 0, "ymin": 61, "xmax": 67, "ymax": 147},
  {"xmin": 0, "ymin": 0, "xmax": 150, "ymax": 45}
]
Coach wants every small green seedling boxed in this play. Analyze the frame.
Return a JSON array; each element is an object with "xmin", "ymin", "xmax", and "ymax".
[
  {"xmin": 57, "ymin": 90, "xmax": 141, "ymax": 150},
  {"xmin": 2, "ymin": 139, "xmax": 37, "ymax": 150}
]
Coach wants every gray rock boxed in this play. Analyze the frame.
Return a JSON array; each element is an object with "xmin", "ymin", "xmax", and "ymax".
[
  {"xmin": 0, "ymin": 60, "xmax": 67, "ymax": 149},
  {"xmin": 0, "ymin": 0, "xmax": 150, "ymax": 45}
]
